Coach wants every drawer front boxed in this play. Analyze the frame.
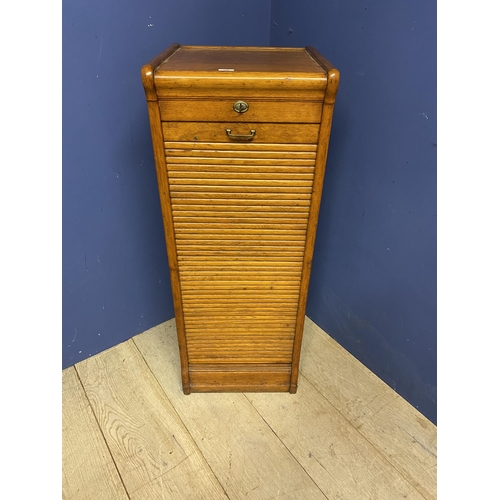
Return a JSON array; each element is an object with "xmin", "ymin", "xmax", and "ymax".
[
  {"xmin": 165, "ymin": 140, "xmax": 317, "ymax": 365},
  {"xmin": 162, "ymin": 122, "xmax": 320, "ymax": 144},
  {"xmin": 159, "ymin": 99, "xmax": 323, "ymax": 123}
]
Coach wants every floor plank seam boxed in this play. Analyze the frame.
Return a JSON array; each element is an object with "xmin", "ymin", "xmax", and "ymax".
[
  {"xmin": 242, "ymin": 393, "xmax": 330, "ymax": 500},
  {"xmin": 299, "ymin": 370, "xmax": 430, "ymax": 500},
  {"xmin": 131, "ymin": 336, "xmax": 231, "ymax": 499},
  {"xmin": 72, "ymin": 365, "xmax": 132, "ymax": 500}
]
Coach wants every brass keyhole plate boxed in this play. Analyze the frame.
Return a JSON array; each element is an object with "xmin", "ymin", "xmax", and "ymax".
[{"xmin": 233, "ymin": 100, "xmax": 249, "ymax": 113}]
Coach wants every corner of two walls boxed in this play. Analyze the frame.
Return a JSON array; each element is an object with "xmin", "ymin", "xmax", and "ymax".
[{"xmin": 270, "ymin": 0, "xmax": 437, "ymax": 423}]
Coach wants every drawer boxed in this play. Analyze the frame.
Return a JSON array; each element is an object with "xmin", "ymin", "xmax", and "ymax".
[
  {"xmin": 159, "ymin": 99, "xmax": 323, "ymax": 123},
  {"xmin": 162, "ymin": 122, "xmax": 320, "ymax": 144}
]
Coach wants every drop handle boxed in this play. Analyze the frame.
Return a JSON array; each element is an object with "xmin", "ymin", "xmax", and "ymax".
[{"xmin": 226, "ymin": 129, "xmax": 256, "ymax": 141}]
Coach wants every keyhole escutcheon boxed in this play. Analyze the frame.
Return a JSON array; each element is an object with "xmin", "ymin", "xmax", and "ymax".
[{"xmin": 233, "ymin": 100, "xmax": 249, "ymax": 113}]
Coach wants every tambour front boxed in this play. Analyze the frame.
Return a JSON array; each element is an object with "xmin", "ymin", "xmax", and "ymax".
[{"xmin": 141, "ymin": 45, "xmax": 340, "ymax": 394}]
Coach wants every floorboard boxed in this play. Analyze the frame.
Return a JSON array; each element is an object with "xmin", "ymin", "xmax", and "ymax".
[
  {"xmin": 300, "ymin": 318, "xmax": 437, "ymax": 500},
  {"xmin": 62, "ymin": 367, "xmax": 129, "ymax": 500},
  {"xmin": 62, "ymin": 317, "xmax": 437, "ymax": 500},
  {"xmin": 75, "ymin": 340, "xmax": 227, "ymax": 500},
  {"xmin": 134, "ymin": 321, "xmax": 328, "ymax": 500}
]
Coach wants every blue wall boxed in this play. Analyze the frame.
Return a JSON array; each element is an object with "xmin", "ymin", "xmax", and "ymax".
[
  {"xmin": 62, "ymin": 0, "xmax": 272, "ymax": 367},
  {"xmin": 271, "ymin": 0, "xmax": 437, "ymax": 423}
]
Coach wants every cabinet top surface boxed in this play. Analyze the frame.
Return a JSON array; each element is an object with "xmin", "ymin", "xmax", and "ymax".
[{"xmin": 155, "ymin": 46, "xmax": 325, "ymax": 77}]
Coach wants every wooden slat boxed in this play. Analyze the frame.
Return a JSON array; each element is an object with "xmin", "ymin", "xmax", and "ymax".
[
  {"xmin": 301, "ymin": 318, "xmax": 437, "ymax": 500},
  {"xmin": 184, "ymin": 318, "xmax": 296, "ymax": 326},
  {"xmin": 180, "ymin": 291, "xmax": 300, "ymax": 297},
  {"xmin": 75, "ymin": 341, "xmax": 227, "ymax": 499},
  {"xmin": 168, "ymin": 171, "xmax": 315, "ymax": 180},
  {"xmin": 164, "ymin": 141, "xmax": 318, "ymax": 152},
  {"xmin": 183, "ymin": 308, "xmax": 298, "ymax": 315},
  {"xmin": 179, "ymin": 257, "xmax": 302, "ymax": 263},
  {"xmin": 167, "ymin": 164, "xmax": 315, "ymax": 173},
  {"xmin": 181, "ymin": 288, "xmax": 300, "ymax": 295},
  {"xmin": 180, "ymin": 270, "xmax": 301, "ymax": 276},
  {"xmin": 175, "ymin": 226, "xmax": 306, "ymax": 235},
  {"xmin": 187, "ymin": 350, "xmax": 294, "ymax": 357},
  {"xmin": 177, "ymin": 254, "xmax": 304, "ymax": 261},
  {"xmin": 133, "ymin": 321, "xmax": 328, "ymax": 499},
  {"xmin": 172, "ymin": 198, "xmax": 311, "ymax": 206},
  {"xmin": 165, "ymin": 148, "xmax": 317, "ymax": 159},
  {"xmin": 185, "ymin": 328, "xmax": 296, "ymax": 335},
  {"xmin": 167, "ymin": 157, "xmax": 316, "ymax": 166},
  {"xmin": 177, "ymin": 248, "xmax": 305, "ymax": 256},
  {"xmin": 184, "ymin": 322, "xmax": 296, "ymax": 328},
  {"xmin": 246, "ymin": 378, "xmax": 426, "ymax": 500},
  {"xmin": 186, "ymin": 332, "xmax": 293, "ymax": 345},
  {"xmin": 181, "ymin": 291, "xmax": 299, "ymax": 297},
  {"xmin": 185, "ymin": 334, "xmax": 295, "ymax": 341},
  {"xmin": 169, "ymin": 192, "xmax": 312, "ymax": 200},
  {"xmin": 169, "ymin": 179, "xmax": 314, "ymax": 188},
  {"xmin": 184, "ymin": 317, "xmax": 297, "ymax": 325},
  {"xmin": 188, "ymin": 355, "xmax": 293, "ymax": 364},
  {"xmin": 183, "ymin": 306, "xmax": 298, "ymax": 313},
  {"xmin": 174, "ymin": 215, "xmax": 308, "ymax": 223},
  {"xmin": 184, "ymin": 297, "xmax": 297, "ymax": 314},
  {"xmin": 188, "ymin": 345, "xmax": 294, "ymax": 353},
  {"xmin": 179, "ymin": 265, "xmax": 303, "ymax": 272},
  {"xmin": 62, "ymin": 367, "xmax": 129, "ymax": 500},
  {"xmin": 176, "ymin": 241, "xmax": 305, "ymax": 248},
  {"xmin": 173, "ymin": 205, "xmax": 309, "ymax": 213},
  {"xmin": 175, "ymin": 227, "xmax": 307, "ymax": 234}
]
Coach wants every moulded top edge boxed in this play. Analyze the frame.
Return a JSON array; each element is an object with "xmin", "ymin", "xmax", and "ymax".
[{"xmin": 155, "ymin": 45, "xmax": 327, "ymax": 78}]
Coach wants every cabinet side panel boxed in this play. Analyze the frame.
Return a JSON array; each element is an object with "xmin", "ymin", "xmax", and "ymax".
[
  {"xmin": 146, "ymin": 100, "xmax": 190, "ymax": 394},
  {"xmin": 290, "ymin": 99, "xmax": 337, "ymax": 393}
]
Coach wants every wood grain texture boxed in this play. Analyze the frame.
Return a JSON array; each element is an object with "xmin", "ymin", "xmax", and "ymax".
[
  {"xmin": 75, "ymin": 341, "xmax": 228, "ymax": 499},
  {"xmin": 141, "ymin": 43, "xmax": 180, "ymax": 101},
  {"xmin": 167, "ymin": 139, "xmax": 314, "ymax": 376},
  {"xmin": 142, "ymin": 45, "xmax": 338, "ymax": 393},
  {"xmin": 145, "ymin": 99, "xmax": 190, "ymax": 393},
  {"xmin": 162, "ymin": 122, "xmax": 320, "ymax": 144},
  {"xmin": 247, "ymin": 379, "xmax": 426, "ymax": 500},
  {"xmin": 156, "ymin": 46, "xmax": 326, "ymax": 74},
  {"xmin": 159, "ymin": 99, "xmax": 322, "ymax": 123},
  {"xmin": 62, "ymin": 367, "xmax": 128, "ymax": 500},
  {"xmin": 133, "ymin": 320, "xmax": 328, "ymax": 499},
  {"xmin": 165, "ymin": 141, "xmax": 318, "ymax": 152},
  {"xmin": 289, "ymin": 60, "xmax": 339, "ymax": 392},
  {"xmin": 301, "ymin": 317, "xmax": 437, "ymax": 500},
  {"xmin": 153, "ymin": 46, "xmax": 327, "ymax": 98}
]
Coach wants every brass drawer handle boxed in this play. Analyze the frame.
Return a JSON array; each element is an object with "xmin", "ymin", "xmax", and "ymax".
[{"xmin": 226, "ymin": 128, "xmax": 256, "ymax": 141}]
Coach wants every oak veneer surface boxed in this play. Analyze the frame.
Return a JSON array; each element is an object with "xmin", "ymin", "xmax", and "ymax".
[
  {"xmin": 142, "ymin": 44, "xmax": 340, "ymax": 393},
  {"xmin": 156, "ymin": 46, "xmax": 326, "ymax": 74}
]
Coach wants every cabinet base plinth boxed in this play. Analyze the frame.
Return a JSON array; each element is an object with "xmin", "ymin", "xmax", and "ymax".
[{"xmin": 188, "ymin": 363, "xmax": 292, "ymax": 393}]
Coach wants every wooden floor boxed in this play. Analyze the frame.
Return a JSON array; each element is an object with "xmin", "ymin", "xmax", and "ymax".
[{"xmin": 62, "ymin": 317, "xmax": 437, "ymax": 500}]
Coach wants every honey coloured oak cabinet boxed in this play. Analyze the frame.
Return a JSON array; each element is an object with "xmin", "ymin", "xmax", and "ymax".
[{"xmin": 141, "ymin": 44, "xmax": 340, "ymax": 394}]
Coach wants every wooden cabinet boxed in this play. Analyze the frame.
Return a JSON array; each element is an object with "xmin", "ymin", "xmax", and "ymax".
[{"xmin": 141, "ymin": 45, "xmax": 339, "ymax": 394}]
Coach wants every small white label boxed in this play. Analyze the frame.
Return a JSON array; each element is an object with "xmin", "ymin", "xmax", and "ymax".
[{"xmin": 218, "ymin": 68, "xmax": 235, "ymax": 72}]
